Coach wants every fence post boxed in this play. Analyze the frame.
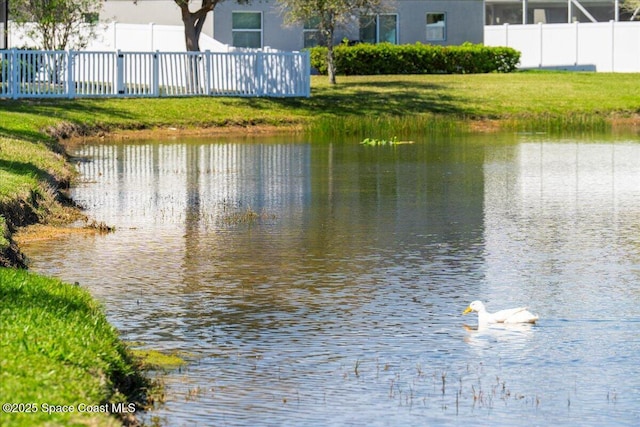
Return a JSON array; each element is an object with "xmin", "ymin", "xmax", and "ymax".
[
  {"xmin": 256, "ymin": 50, "xmax": 264, "ymax": 96},
  {"xmin": 204, "ymin": 50, "xmax": 211, "ymax": 95},
  {"xmin": 538, "ymin": 22, "xmax": 543, "ymax": 68},
  {"xmin": 304, "ymin": 50, "xmax": 311, "ymax": 98},
  {"xmin": 504, "ymin": 23, "xmax": 509, "ymax": 47},
  {"xmin": 116, "ymin": 50, "xmax": 125, "ymax": 95},
  {"xmin": 150, "ymin": 23, "xmax": 155, "ymax": 51},
  {"xmin": 10, "ymin": 48, "xmax": 17, "ymax": 99},
  {"xmin": 610, "ymin": 20, "xmax": 615, "ymax": 72},
  {"xmin": 112, "ymin": 21, "xmax": 117, "ymax": 50},
  {"xmin": 67, "ymin": 50, "xmax": 75, "ymax": 99},
  {"xmin": 152, "ymin": 51, "xmax": 159, "ymax": 96},
  {"xmin": 574, "ymin": 21, "xmax": 579, "ymax": 67}
]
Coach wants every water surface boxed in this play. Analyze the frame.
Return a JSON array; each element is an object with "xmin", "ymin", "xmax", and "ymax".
[{"xmin": 23, "ymin": 133, "xmax": 640, "ymax": 426}]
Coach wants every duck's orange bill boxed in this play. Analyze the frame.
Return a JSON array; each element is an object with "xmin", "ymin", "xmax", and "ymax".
[{"xmin": 462, "ymin": 306, "xmax": 472, "ymax": 315}]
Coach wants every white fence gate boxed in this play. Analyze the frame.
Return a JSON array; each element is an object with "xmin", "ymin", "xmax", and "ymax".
[
  {"xmin": 0, "ymin": 49, "xmax": 311, "ymax": 98},
  {"xmin": 485, "ymin": 21, "xmax": 640, "ymax": 72}
]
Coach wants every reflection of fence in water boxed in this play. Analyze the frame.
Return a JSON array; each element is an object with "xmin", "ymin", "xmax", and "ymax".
[
  {"xmin": 483, "ymin": 142, "xmax": 640, "ymax": 268},
  {"xmin": 0, "ymin": 49, "xmax": 310, "ymax": 98},
  {"xmin": 75, "ymin": 143, "xmax": 311, "ymax": 225}
]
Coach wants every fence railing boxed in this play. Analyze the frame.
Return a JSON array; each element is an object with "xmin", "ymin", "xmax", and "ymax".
[
  {"xmin": 0, "ymin": 49, "xmax": 311, "ymax": 99},
  {"xmin": 485, "ymin": 21, "xmax": 640, "ymax": 72}
]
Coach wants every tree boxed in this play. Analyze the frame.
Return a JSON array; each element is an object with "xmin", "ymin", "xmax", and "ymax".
[
  {"xmin": 172, "ymin": 0, "xmax": 249, "ymax": 52},
  {"xmin": 277, "ymin": 0, "xmax": 392, "ymax": 84},
  {"xmin": 10, "ymin": 0, "xmax": 102, "ymax": 50}
]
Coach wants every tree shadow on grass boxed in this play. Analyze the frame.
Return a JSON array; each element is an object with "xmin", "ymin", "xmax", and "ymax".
[
  {"xmin": 0, "ymin": 158, "xmax": 58, "ymax": 188},
  {"xmin": 0, "ymin": 99, "xmax": 139, "ymax": 142},
  {"xmin": 232, "ymin": 79, "xmax": 469, "ymax": 118},
  {"xmin": 0, "ymin": 125, "xmax": 50, "ymax": 144}
]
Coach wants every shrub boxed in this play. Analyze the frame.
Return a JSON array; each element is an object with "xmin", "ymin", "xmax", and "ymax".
[{"xmin": 309, "ymin": 42, "xmax": 520, "ymax": 75}]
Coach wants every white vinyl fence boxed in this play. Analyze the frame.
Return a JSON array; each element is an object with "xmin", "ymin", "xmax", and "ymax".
[
  {"xmin": 0, "ymin": 49, "xmax": 311, "ymax": 99},
  {"xmin": 485, "ymin": 21, "xmax": 640, "ymax": 72}
]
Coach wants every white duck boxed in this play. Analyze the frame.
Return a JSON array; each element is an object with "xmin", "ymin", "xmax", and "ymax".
[{"xmin": 463, "ymin": 300, "xmax": 539, "ymax": 327}]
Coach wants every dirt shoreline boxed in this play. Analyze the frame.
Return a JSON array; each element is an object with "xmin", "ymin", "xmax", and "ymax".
[{"xmin": 64, "ymin": 123, "xmax": 304, "ymax": 145}]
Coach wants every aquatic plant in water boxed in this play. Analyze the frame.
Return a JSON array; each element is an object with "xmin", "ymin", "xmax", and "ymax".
[{"xmin": 361, "ymin": 136, "xmax": 414, "ymax": 146}]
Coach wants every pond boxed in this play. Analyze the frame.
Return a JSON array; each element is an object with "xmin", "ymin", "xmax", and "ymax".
[{"xmin": 21, "ymin": 132, "xmax": 640, "ymax": 426}]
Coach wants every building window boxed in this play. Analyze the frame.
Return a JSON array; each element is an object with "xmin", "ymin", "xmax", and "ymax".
[
  {"xmin": 232, "ymin": 12, "xmax": 262, "ymax": 48},
  {"xmin": 359, "ymin": 14, "xmax": 398, "ymax": 44},
  {"xmin": 303, "ymin": 16, "xmax": 322, "ymax": 48},
  {"xmin": 426, "ymin": 13, "xmax": 446, "ymax": 41}
]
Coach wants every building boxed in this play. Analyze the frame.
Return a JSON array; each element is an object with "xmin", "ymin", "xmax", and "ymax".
[{"xmin": 101, "ymin": 0, "xmax": 485, "ymax": 51}]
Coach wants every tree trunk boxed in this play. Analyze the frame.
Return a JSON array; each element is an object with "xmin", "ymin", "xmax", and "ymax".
[
  {"xmin": 325, "ymin": 26, "xmax": 337, "ymax": 85},
  {"xmin": 327, "ymin": 42, "xmax": 336, "ymax": 85},
  {"xmin": 175, "ymin": 0, "xmax": 218, "ymax": 52},
  {"xmin": 182, "ymin": 12, "xmax": 201, "ymax": 51}
]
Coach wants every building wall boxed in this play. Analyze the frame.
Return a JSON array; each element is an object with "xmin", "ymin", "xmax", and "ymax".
[
  {"xmin": 101, "ymin": 0, "xmax": 484, "ymax": 51},
  {"xmin": 212, "ymin": 0, "xmax": 303, "ymax": 51},
  {"xmin": 395, "ymin": 1, "xmax": 485, "ymax": 45},
  {"xmin": 213, "ymin": 0, "xmax": 484, "ymax": 49}
]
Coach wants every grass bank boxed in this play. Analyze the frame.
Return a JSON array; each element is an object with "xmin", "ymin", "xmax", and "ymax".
[
  {"xmin": 0, "ymin": 268, "xmax": 150, "ymax": 426},
  {"xmin": 0, "ymin": 137, "xmax": 79, "ymax": 267}
]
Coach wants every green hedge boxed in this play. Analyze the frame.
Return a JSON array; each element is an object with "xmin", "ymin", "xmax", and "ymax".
[{"xmin": 309, "ymin": 42, "xmax": 521, "ymax": 75}]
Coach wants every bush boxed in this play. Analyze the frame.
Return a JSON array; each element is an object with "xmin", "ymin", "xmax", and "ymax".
[{"xmin": 309, "ymin": 42, "xmax": 520, "ymax": 75}]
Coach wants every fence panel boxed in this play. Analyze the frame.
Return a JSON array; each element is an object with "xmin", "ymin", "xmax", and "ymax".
[
  {"xmin": 0, "ymin": 50, "xmax": 70, "ymax": 98},
  {"xmin": 0, "ymin": 49, "xmax": 310, "ymax": 99},
  {"xmin": 207, "ymin": 52, "xmax": 259, "ymax": 96},
  {"xmin": 613, "ymin": 22, "xmax": 640, "ymax": 72},
  {"xmin": 540, "ymin": 24, "xmax": 577, "ymax": 67},
  {"xmin": 121, "ymin": 52, "xmax": 156, "ymax": 97},
  {"xmin": 74, "ymin": 51, "xmax": 118, "ymax": 96},
  {"xmin": 158, "ymin": 52, "xmax": 208, "ymax": 96},
  {"xmin": 485, "ymin": 21, "xmax": 640, "ymax": 72},
  {"xmin": 577, "ymin": 23, "xmax": 613, "ymax": 72},
  {"xmin": 0, "ymin": 50, "xmax": 8, "ymax": 97}
]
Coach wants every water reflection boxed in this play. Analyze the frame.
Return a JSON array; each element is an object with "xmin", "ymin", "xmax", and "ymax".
[
  {"xmin": 21, "ymin": 134, "xmax": 640, "ymax": 426},
  {"xmin": 483, "ymin": 141, "xmax": 640, "ymax": 318}
]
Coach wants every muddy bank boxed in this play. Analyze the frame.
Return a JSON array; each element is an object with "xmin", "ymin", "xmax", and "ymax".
[
  {"xmin": 0, "ymin": 135, "xmax": 80, "ymax": 268},
  {"xmin": 0, "ymin": 188, "xmax": 84, "ymax": 268},
  {"xmin": 48, "ymin": 119, "xmax": 303, "ymax": 145}
]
